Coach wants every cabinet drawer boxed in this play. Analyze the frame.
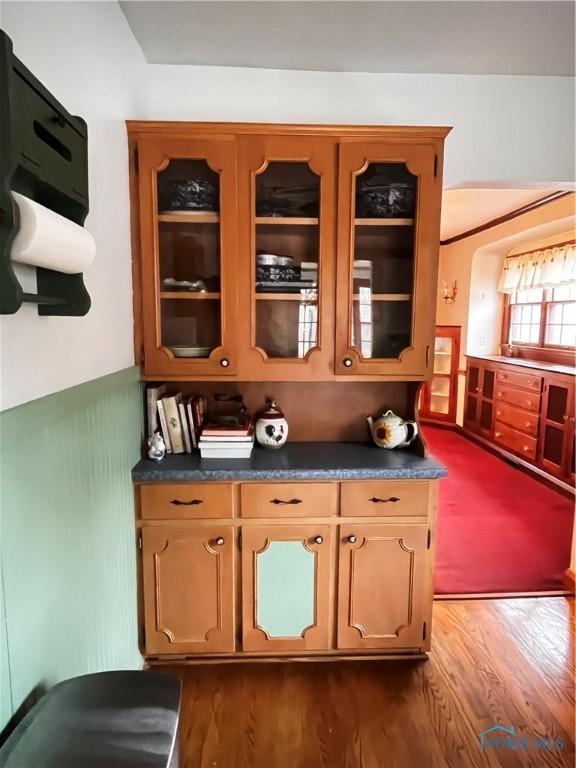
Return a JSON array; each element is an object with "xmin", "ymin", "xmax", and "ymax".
[
  {"xmin": 494, "ymin": 402, "xmax": 539, "ymax": 437},
  {"xmin": 340, "ymin": 481, "xmax": 429, "ymax": 517},
  {"xmin": 240, "ymin": 483, "xmax": 337, "ymax": 518},
  {"xmin": 494, "ymin": 422, "xmax": 537, "ymax": 461},
  {"xmin": 140, "ymin": 483, "xmax": 234, "ymax": 520},
  {"xmin": 495, "ymin": 384, "xmax": 540, "ymax": 413},
  {"xmin": 495, "ymin": 369, "xmax": 542, "ymax": 392}
]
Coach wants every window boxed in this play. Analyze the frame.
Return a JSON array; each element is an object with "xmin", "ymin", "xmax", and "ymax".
[
  {"xmin": 507, "ymin": 285, "xmax": 576, "ymax": 349},
  {"xmin": 545, "ymin": 285, "xmax": 576, "ymax": 347}
]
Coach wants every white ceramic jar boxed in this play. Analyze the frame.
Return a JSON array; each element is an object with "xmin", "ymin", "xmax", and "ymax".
[{"xmin": 255, "ymin": 399, "xmax": 289, "ymax": 449}]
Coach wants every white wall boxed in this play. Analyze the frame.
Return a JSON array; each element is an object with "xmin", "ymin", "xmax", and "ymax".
[
  {"xmin": 0, "ymin": 1, "xmax": 146, "ymax": 410},
  {"xmin": 142, "ymin": 65, "xmax": 575, "ymax": 187}
]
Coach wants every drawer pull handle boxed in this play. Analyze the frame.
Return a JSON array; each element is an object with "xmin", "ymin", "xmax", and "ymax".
[
  {"xmin": 495, "ymin": 432, "xmax": 502, "ymax": 437},
  {"xmin": 523, "ymin": 446, "xmax": 530, "ymax": 453},
  {"xmin": 527, "ymin": 380, "xmax": 534, "ymax": 385},
  {"xmin": 270, "ymin": 498, "xmax": 303, "ymax": 505},
  {"xmin": 215, "ymin": 537, "xmax": 225, "ymax": 546},
  {"xmin": 170, "ymin": 498, "xmax": 203, "ymax": 506},
  {"xmin": 524, "ymin": 421, "xmax": 531, "ymax": 428},
  {"xmin": 314, "ymin": 536, "xmax": 323, "ymax": 545},
  {"xmin": 347, "ymin": 535, "xmax": 357, "ymax": 544},
  {"xmin": 498, "ymin": 374, "xmax": 507, "ymax": 380},
  {"xmin": 526, "ymin": 400, "xmax": 533, "ymax": 407},
  {"xmin": 496, "ymin": 410, "xmax": 502, "ymax": 416},
  {"xmin": 369, "ymin": 496, "xmax": 400, "ymax": 504}
]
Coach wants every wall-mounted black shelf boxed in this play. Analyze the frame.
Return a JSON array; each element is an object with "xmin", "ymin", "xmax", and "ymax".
[{"xmin": 0, "ymin": 31, "xmax": 91, "ymax": 315}]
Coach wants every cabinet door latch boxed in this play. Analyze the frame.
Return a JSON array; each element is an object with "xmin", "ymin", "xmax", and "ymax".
[
  {"xmin": 427, "ymin": 528, "xmax": 432, "ymax": 549},
  {"xmin": 138, "ymin": 532, "xmax": 142, "ymax": 551},
  {"xmin": 434, "ymin": 154, "xmax": 438, "ymax": 178},
  {"xmin": 422, "ymin": 622, "xmax": 427, "ymax": 641},
  {"xmin": 238, "ymin": 531, "xmax": 242, "ymax": 550}
]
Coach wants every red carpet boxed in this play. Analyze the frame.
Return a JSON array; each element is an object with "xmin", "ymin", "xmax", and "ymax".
[{"xmin": 424, "ymin": 426, "xmax": 574, "ymax": 595}]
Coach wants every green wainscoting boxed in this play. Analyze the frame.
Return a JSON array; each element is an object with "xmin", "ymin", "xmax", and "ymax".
[
  {"xmin": 257, "ymin": 541, "xmax": 315, "ymax": 637},
  {"xmin": 0, "ymin": 367, "xmax": 143, "ymax": 731}
]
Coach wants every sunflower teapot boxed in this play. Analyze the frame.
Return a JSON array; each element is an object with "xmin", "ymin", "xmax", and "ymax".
[{"xmin": 367, "ymin": 410, "xmax": 419, "ymax": 449}]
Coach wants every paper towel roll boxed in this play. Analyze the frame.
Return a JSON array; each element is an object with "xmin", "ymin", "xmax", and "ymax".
[{"xmin": 10, "ymin": 192, "xmax": 96, "ymax": 274}]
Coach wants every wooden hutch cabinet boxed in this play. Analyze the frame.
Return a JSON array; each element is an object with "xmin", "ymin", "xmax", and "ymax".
[
  {"xmin": 128, "ymin": 122, "xmax": 450, "ymax": 662},
  {"xmin": 128, "ymin": 123, "xmax": 448, "ymax": 382},
  {"xmin": 419, "ymin": 326, "xmax": 461, "ymax": 424},
  {"xmin": 464, "ymin": 356, "xmax": 575, "ymax": 491}
]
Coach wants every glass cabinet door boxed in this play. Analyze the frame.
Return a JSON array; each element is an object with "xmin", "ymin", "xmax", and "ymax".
[
  {"xmin": 429, "ymin": 334, "xmax": 454, "ymax": 417},
  {"xmin": 237, "ymin": 136, "xmax": 336, "ymax": 379},
  {"xmin": 538, "ymin": 378, "xmax": 574, "ymax": 479},
  {"xmin": 138, "ymin": 137, "xmax": 238, "ymax": 376},
  {"xmin": 335, "ymin": 142, "xmax": 441, "ymax": 376}
]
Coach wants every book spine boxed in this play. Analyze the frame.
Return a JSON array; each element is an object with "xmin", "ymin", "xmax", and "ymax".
[
  {"xmin": 163, "ymin": 396, "xmax": 185, "ymax": 454},
  {"xmin": 179, "ymin": 402, "xmax": 192, "ymax": 453},
  {"xmin": 157, "ymin": 400, "xmax": 172, "ymax": 453},
  {"xmin": 186, "ymin": 401, "xmax": 198, "ymax": 449}
]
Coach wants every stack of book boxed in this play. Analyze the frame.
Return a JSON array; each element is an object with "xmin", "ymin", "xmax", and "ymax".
[
  {"xmin": 198, "ymin": 418, "xmax": 254, "ymax": 459},
  {"xmin": 147, "ymin": 386, "xmax": 206, "ymax": 454}
]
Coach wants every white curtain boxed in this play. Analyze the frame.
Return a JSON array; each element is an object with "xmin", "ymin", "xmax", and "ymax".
[{"xmin": 498, "ymin": 243, "xmax": 576, "ymax": 293}]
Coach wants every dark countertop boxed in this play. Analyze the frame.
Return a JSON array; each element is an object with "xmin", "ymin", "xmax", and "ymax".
[
  {"xmin": 466, "ymin": 354, "xmax": 575, "ymax": 377},
  {"xmin": 132, "ymin": 442, "xmax": 447, "ymax": 482}
]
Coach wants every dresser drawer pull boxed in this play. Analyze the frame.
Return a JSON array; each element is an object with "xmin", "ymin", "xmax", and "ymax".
[
  {"xmin": 524, "ymin": 421, "xmax": 532, "ymax": 428},
  {"xmin": 170, "ymin": 498, "xmax": 203, "ymax": 506},
  {"xmin": 498, "ymin": 373, "xmax": 507, "ymax": 380},
  {"xmin": 270, "ymin": 498, "xmax": 303, "ymax": 505},
  {"xmin": 369, "ymin": 496, "xmax": 400, "ymax": 504},
  {"xmin": 215, "ymin": 537, "xmax": 225, "ymax": 546},
  {"xmin": 495, "ymin": 432, "xmax": 502, "ymax": 438},
  {"xmin": 523, "ymin": 446, "xmax": 530, "ymax": 453},
  {"xmin": 314, "ymin": 536, "xmax": 323, "ymax": 545},
  {"xmin": 496, "ymin": 410, "xmax": 502, "ymax": 416},
  {"xmin": 526, "ymin": 400, "xmax": 533, "ymax": 407},
  {"xmin": 347, "ymin": 535, "xmax": 357, "ymax": 544}
]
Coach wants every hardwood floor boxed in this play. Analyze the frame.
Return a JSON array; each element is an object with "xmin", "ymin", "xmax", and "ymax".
[{"xmin": 163, "ymin": 598, "xmax": 575, "ymax": 768}]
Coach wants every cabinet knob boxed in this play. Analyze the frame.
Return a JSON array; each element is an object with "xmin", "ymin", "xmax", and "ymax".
[
  {"xmin": 219, "ymin": 358, "xmax": 230, "ymax": 368},
  {"xmin": 496, "ymin": 410, "xmax": 502, "ymax": 416},
  {"xmin": 475, "ymin": 387, "xmax": 481, "ymax": 393},
  {"xmin": 343, "ymin": 357, "xmax": 353, "ymax": 368},
  {"xmin": 495, "ymin": 431, "xmax": 502, "ymax": 437},
  {"xmin": 347, "ymin": 535, "xmax": 357, "ymax": 544},
  {"xmin": 314, "ymin": 536, "xmax": 323, "ymax": 545},
  {"xmin": 526, "ymin": 400, "xmax": 532, "ymax": 407},
  {"xmin": 524, "ymin": 421, "xmax": 531, "ymax": 428},
  {"xmin": 215, "ymin": 537, "xmax": 225, "ymax": 546},
  {"xmin": 522, "ymin": 446, "xmax": 530, "ymax": 452}
]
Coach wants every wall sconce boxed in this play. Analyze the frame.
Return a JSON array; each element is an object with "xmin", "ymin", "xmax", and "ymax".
[{"xmin": 441, "ymin": 280, "xmax": 458, "ymax": 304}]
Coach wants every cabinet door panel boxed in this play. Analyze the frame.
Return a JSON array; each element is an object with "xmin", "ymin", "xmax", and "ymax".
[
  {"xmin": 237, "ymin": 135, "xmax": 337, "ymax": 380},
  {"xmin": 335, "ymin": 141, "xmax": 442, "ymax": 377},
  {"xmin": 142, "ymin": 526, "xmax": 235, "ymax": 654},
  {"xmin": 337, "ymin": 524, "xmax": 428, "ymax": 649},
  {"xmin": 242, "ymin": 524, "xmax": 333, "ymax": 652},
  {"xmin": 138, "ymin": 136, "xmax": 239, "ymax": 377}
]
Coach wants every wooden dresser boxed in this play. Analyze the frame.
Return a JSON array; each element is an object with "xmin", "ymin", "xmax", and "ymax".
[{"xmin": 464, "ymin": 356, "xmax": 575, "ymax": 491}]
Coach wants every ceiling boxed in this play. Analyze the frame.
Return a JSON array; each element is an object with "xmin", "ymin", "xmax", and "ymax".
[
  {"xmin": 439, "ymin": 188, "xmax": 563, "ymax": 241},
  {"xmin": 120, "ymin": 1, "xmax": 575, "ymax": 75}
]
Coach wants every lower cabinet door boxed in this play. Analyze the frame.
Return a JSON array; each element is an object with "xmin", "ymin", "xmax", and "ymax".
[
  {"xmin": 142, "ymin": 526, "xmax": 235, "ymax": 655},
  {"xmin": 337, "ymin": 524, "xmax": 429, "ymax": 650},
  {"xmin": 241, "ymin": 524, "xmax": 333, "ymax": 652}
]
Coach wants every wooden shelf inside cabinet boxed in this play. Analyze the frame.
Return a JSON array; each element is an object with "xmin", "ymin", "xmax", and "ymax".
[
  {"xmin": 354, "ymin": 218, "xmax": 414, "ymax": 227},
  {"xmin": 160, "ymin": 292, "xmax": 221, "ymax": 300},
  {"xmin": 352, "ymin": 294, "xmax": 411, "ymax": 301},
  {"xmin": 255, "ymin": 217, "xmax": 319, "ymax": 226},
  {"xmin": 158, "ymin": 212, "xmax": 220, "ymax": 224},
  {"xmin": 255, "ymin": 292, "xmax": 318, "ymax": 301}
]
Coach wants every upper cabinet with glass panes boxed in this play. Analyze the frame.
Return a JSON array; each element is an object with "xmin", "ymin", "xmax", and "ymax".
[{"xmin": 128, "ymin": 125, "xmax": 450, "ymax": 380}]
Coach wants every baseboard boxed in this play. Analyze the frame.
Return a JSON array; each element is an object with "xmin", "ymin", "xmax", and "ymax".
[
  {"xmin": 563, "ymin": 569, "xmax": 575, "ymax": 594},
  {"xmin": 435, "ymin": 590, "xmax": 571, "ymax": 600}
]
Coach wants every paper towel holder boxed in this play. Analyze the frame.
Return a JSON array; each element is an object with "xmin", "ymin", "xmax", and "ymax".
[{"xmin": 0, "ymin": 31, "xmax": 91, "ymax": 315}]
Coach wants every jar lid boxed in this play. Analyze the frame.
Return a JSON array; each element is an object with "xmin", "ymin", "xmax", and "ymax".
[{"xmin": 260, "ymin": 398, "xmax": 284, "ymax": 419}]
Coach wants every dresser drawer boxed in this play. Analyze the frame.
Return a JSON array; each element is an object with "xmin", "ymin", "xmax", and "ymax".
[
  {"xmin": 494, "ymin": 402, "xmax": 539, "ymax": 437},
  {"xmin": 240, "ymin": 483, "xmax": 337, "ymax": 518},
  {"xmin": 495, "ymin": 384, "xmax": 540, "ymax": 413},
  {"xmin": 493, "ymin": 422, "xmax": 537, "ymax": 461},
  {"xmin": 495, "ymin": 368, "xmax": 542, "ymax": 392},
  {"xmin": 140, "ymin": 483, "xmax": 234, "ymax": 520},
  {"xmin": 340, "ymin": 481, "xmax": 429, "ymax": 518}
]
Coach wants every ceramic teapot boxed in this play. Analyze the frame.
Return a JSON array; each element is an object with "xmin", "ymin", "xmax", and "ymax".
[{"xmin": 367, "ymin": 410, "xmax": 418, "ymax": 449}]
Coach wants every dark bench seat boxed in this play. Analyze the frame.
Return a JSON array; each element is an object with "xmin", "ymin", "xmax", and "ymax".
[{"xmin": 0, "ymin": 671, "xmax": 181, "ymax": 768}]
